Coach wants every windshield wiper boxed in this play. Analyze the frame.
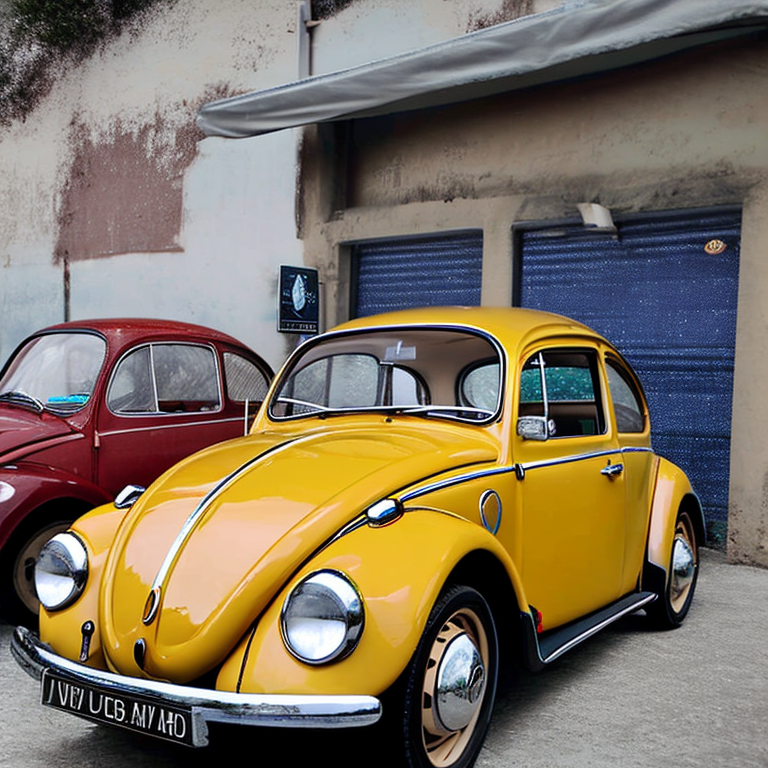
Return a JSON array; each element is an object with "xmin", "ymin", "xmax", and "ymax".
[
  {"xmin": 0, "ymin": 389, "xmax": 46, "ymax": 413},
  {"xmin": 399, "ymin": 405, "xmax": 494, "ymax": 421},
  {"xmin": 274, "ymin": 396, "xmax": 334, "ymax": 414}
]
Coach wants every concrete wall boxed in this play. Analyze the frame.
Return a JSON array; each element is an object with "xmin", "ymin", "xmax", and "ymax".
[
  {"xmin": 297, "ymin": 36, "xmax": 768, "ymax": 565},
  {"xmin": 0, "ymin": 0, "xmax": 305, "ymax": 370}
]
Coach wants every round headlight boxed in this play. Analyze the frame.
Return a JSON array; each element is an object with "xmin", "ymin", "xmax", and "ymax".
[
  {"xmin": 35, "ymin": 532, "xmax": 88, "ymax": 611},
  {"xmin": 281, "ymin": 570, "xmax": 364, "ymax": 665}
]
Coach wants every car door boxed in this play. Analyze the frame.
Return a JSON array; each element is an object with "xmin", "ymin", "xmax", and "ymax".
[
  {"xmin": 604, "ymin": 354, "xmax": 656, "ymax": 595},
  {"xmin": 95, "ymin": 342, "xmax": 238, "ymax": 495},
  {"xmin": 515, "ymin": 345, "xmax": 626, "ymax": 630}
]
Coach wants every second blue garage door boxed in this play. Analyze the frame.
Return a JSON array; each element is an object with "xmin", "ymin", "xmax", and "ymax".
[{"xmin": 519, "ymin": 209, "xmax": 741, "ymax": 546}]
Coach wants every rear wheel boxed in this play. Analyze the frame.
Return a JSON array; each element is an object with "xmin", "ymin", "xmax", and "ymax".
[
  {"xmin": 649, "ymin": 508, "xmax": 699, "ymax": 628},
  {"xmin": 402, "ymin": 585, "xmax": 498, "ymax": 768}
]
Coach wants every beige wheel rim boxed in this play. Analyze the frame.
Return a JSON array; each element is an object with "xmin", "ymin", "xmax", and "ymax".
[{"xmin": 420, "ymin": 607, "xmax": 489, "ymax": 767}]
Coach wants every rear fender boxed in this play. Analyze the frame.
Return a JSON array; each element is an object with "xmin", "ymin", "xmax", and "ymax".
[
  {"xmin": 643, "ymin": 457, "xmax": 704, "ymax": 593},
  {"xmin": 218, "ymin": 509, "xmax": 526, "ymax": 697}
]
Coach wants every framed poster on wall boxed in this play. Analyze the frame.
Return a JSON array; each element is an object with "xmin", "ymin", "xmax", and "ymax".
[{"xmin": 278, "ymin": 265, "xmax": 319, "ymax": 334}]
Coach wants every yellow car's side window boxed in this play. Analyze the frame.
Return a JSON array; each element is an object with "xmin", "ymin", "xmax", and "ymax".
[{"xmin": 519, "ymin": 349, "xmax": 606, "ymax": 437}]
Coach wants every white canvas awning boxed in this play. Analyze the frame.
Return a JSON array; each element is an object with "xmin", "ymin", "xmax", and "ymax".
[{"xmin": 197, "ymin": 0, "xmax": 768, "ymax": 138}]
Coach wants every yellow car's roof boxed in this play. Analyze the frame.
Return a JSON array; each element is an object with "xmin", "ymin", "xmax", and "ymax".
[{"xmin": 333, "ymin": 306, "xmax": 603, "ymax": 347}]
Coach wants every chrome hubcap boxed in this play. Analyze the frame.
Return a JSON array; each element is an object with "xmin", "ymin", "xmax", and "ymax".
[
  {"xmin": 670, "ymin": 514, "xmax": 697, "ymax": 614},
  {"xmin": 434, "ymin": 633, "xmax": 486, "ymax": 732},
  {"xmin": 421, "ymin": 607, "xmax": 489, "ymax": 767}
]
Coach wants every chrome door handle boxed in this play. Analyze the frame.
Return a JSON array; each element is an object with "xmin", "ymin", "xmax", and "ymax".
[{"xmin": 600, "ymin": 462, "xmax": 624, "ymax": 477}]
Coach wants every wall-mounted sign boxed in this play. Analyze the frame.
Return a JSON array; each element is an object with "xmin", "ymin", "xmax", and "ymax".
[{"xmin": 278, "ymin": 265, "xmax": 319, "ymax": 334}]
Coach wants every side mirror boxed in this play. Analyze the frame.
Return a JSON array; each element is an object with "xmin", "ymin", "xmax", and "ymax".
[{"xmin": 517, "ymin": 416, "xmax": 549, "ymax": 441}]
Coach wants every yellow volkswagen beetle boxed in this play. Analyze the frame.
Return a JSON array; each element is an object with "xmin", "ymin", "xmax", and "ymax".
[{"xmin": 12, "ymin": 307, "xmax": 702, "ymax": 768}]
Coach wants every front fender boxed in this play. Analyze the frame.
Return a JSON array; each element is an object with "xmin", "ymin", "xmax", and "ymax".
[
  {"xmin": 644, "ymin": 457, "xmax": 704, "ymax": 588},
  {"xmin": 218, "ymin": 509, "xmax": 526, "ymax": 697},
  {"xmin": 0, "ymin": 463, "xmax": 111, "ymax": 551},
  {"xmin": 39, "ymin": 501, "xmax": 129, "ymax": 669}
]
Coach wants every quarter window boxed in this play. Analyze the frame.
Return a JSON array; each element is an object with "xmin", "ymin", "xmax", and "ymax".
[
  {"xmin": 223, "ymin": 353, "xmax": 269, "ymax": 403},
  {"xmin": 606, "ymin": 359, "xmax": 645, "ymax": 433}
]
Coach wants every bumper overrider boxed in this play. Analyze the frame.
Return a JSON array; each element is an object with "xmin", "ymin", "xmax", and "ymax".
[{"xmin": 11, "ymin": 626, "xmax": 382, "ymax": 747}]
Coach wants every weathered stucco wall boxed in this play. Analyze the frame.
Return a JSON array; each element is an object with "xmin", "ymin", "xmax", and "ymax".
[
  {"xmin": 0, "ymin": 0, "xmax": 544, "ymax": 366},
  {"xmin": 0, "ymin": 0, "xmax": 304, "ymax": 369},
  {"xmin": 298, "ymin": 36, "xmax": 768, "ymax": 565},
  {"xmin": 310, "ymin": 0, "xmax": 538, "ymax": 75}
]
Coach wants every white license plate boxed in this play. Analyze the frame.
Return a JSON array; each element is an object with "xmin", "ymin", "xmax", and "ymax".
[{"xmin": 41, "ymin": 670, "xmax": 197, "ymax": 746}]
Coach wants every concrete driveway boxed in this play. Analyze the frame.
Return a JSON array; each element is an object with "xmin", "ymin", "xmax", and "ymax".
[{"xmin": 1, "ymin": 549, "xmax": 766, "ymax": 767}]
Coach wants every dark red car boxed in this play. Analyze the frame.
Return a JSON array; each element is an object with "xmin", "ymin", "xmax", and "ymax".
[{"xmin": 0, "ymin": 318, "xmax": 272, "ymax": 624}]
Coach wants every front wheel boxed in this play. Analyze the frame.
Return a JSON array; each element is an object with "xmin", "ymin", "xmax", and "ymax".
[
  {"xmin": 648, "ymin": 508, "xmax": 699, "ymax": 628},
  {"xmin": 1, "ymin": 518, "xmax": 74, "ymax": 626},
  {"xmin": 401, "ymin": 585, "xmax": 498, "ymax": 768}
]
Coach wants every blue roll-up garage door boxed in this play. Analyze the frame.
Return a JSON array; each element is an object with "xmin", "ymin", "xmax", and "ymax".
[
  {"xmin": 353, "ymin": 232, "xmax": 483, "ymax": 317},
  {"xmin": 519, "ymin": 209, "xmax": 741, "ymax": 546}
]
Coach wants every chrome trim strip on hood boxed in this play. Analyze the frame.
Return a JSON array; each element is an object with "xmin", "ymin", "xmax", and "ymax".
[
  {"xmin": 11, "ymin": 626, "xmax": 381, "ymax": 746},
  {"xmin": 142, "ymin": 436, "xmax": 307, "ymax": 625}
]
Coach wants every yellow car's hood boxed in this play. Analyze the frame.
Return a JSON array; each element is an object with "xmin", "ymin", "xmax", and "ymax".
[{"xmin": 99, "ymin": 422, "xmax": 498, "ymax": 682}]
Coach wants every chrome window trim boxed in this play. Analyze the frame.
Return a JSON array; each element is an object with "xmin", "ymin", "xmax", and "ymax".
[
  {"xmin": 267, "ymin": 323, "xmax": 507, "ymax": 425},
  {"xmin": 105, "ymin": 342, "xmax": 224, "ymax": 418}
]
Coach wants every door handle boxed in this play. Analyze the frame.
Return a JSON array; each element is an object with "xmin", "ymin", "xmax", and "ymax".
[{"xmin": 600, "ymin": 462, "xmax": 624, "ymax": 477}]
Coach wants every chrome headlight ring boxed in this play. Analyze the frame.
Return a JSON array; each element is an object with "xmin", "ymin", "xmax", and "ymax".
[
  {"xmin": 280, "ymin": 569, "xmax": 364, "ymax": 665},
  {"xmin": 34, "ymin": 532, "xmax": 88, "ymax": 611}
]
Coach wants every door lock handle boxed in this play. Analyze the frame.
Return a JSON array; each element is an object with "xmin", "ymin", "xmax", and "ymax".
[{"xmin": 600, "ymin": 462, "xmax": 624, "ymax": 477}]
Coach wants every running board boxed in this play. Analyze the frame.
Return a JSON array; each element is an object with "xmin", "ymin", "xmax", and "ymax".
[{"xmin": 521, "ymin": 592, "xmax": 657, "ymax": 672}]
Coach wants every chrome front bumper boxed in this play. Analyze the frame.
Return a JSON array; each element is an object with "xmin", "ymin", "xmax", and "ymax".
[{"xmin": 11, "ymin": 626, "xmax": 381, "ymax": 747}]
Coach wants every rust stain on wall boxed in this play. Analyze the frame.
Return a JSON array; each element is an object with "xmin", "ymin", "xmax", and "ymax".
[{"xmin": 55, "ymin": 113, "xmax": 201, "ymax": 261}]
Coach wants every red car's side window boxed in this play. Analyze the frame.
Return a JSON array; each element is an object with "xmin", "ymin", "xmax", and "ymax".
[{"xmin": 107, "ymin": 343, "xmax": 221, "ymax": 414}]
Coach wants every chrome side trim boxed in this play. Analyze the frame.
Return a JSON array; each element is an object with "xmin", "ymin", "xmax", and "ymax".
[
  {"xmin": 541, "ymin": 593, "xmax": 656, "ymax": 664},
  {"xmin": 99, "ymin": 417, "xmax": 243, "ymax": 438},
  {"xmin": 520, "ymin": 448, "xmax": 623, "ymax": 473},
  {"xmin": 399, "ymin": 446, "xmax": 653, "ymax": 502},
  {"xmin": 400, "ymin": 465, "xmax": 514, "ymax": 503},
  {"xmin": 11, "ymin": 627, "xmax": 381, "ymax": 745}
]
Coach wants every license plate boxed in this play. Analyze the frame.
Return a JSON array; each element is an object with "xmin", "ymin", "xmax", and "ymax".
[{"xmin": 41, "ymin": 670, "xmax": 197, "ymax": 746}]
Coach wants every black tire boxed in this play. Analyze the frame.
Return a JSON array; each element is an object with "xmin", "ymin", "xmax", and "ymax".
[
  {"xmin": 401, "ymin": 585, "xmax": 498, "ymax": 768},
  {"xmin": 648, "ymin": 508, "xmax": 699, "ymax": 629},
  {"xmin": 0, "ymin": 516, "xmax": 75, "ymax": 627}
]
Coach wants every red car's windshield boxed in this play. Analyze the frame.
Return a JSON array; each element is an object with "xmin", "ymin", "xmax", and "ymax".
[{"xmin": 0, "ymin": 332, "xmax": 106, "ymax": 413}]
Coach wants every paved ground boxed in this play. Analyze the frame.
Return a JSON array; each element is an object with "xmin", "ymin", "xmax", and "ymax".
[{"xmin": 1, "ymin": 549, "xmax": 766, "ymax": 767}]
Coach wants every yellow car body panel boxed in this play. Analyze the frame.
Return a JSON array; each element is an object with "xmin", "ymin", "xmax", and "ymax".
[
  {"xmin": 647, "ymin": 456, "xmax": 699, "ymax": 572},
  {"xmin": 94, "ymin": 422, "xmax": 498, "ymax": 683},
  {"xmin": 219, "ymin": 509, "xmax": 525, "ymax": 696}
]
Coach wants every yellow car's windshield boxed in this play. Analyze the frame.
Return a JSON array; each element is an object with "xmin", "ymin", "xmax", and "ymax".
[{"xmin": 269, "ymin": 327, "xmax": 502, "ymax": 423}]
